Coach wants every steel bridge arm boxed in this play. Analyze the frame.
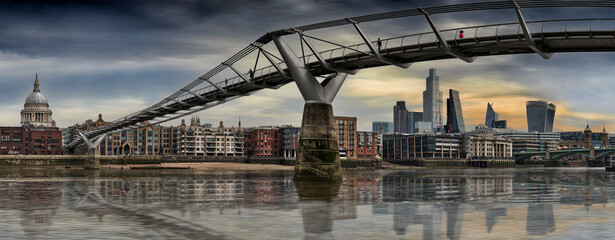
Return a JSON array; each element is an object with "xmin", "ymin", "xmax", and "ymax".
[
  {"xmin": 200, "ymin": 77, "xmax": 228, "ymax": 95},
  {"xmin": 509, "ymin": 0, "xmax": 553, "ymax": 59},
  {"xmin": 181, "ymin": 89, "xmax": 213, "ymax": 102},
  {"xmin": 256, "ymin": 46, "xmax": 290, "ymax": 79},
  {"xmin": 418, "ymin": 8, "xmax": 476, "ymax": 63},
  {"xmin": 596, "ymin": 150, "xmax": 615, "ymax": 158},
  {"xmin": 296, "ymin": 31, "xmax": 358, "ymax": 75},
  {"xmin": 223, "ymin": 63, "xmax": 277, "ymax": 89},
  {"xmin": 346, "ymin": 18, "xmax": 411, "ymax": 68}
]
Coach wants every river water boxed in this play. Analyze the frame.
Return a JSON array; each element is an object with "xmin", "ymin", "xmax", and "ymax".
[{"xmin": 0, "ymin": 167, "xmax": 613, "ymax": 240}]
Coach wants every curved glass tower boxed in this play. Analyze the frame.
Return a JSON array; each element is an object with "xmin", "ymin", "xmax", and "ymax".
[{"xmin": 526, "ymin": 100, "xmax": 556, "ymax": 132}]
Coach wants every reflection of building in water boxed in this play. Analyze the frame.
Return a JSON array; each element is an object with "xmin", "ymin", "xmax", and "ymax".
[
  {"xmin": 336, "ymin": 176, "xmax": 358, "ymax": 219},
  {"xmin": 356, "ymin": 176, "xmax": 382, "ymax": 204},
  {"xmin": 372, "ymin": 203, "xmax": 392, "ymax": 214},
  {"xmin": 95, "ymin": 178, "xmax": 245, "ymax": 212},
  {"xmin": 393, "ymin": 202, "xmax": 413, "ymax": 235},
  {"xmin": 383, "ymin": 173, "xmax": 467, "ymax": 202},
  {"xmin": 0, "ymin": 181, "xmax": 62, "ymax": 239},
  {"xmin": 445, "ymin": 203, "xmax": 464, "ymax": 240},
  {"xmin": 244, "ymin": 178, "xmax": 297, "ymax": 208},
  {"xmin": 383, "ymin": 173, "xmax": 514, "ymax": 202},
  {"xmin": 179, "ymin": 179, "xmax": 244, "ymax": 212},
  {"xmin": 335, "ymin": 175, "xmax": 383, "ymax": 220},
  {"xmin": 392, "ymin": 202, "xmax": 446, "ymax": 239},
  {"xmin": 383, "ymin": 173, "xmax": 518, "ymax": 239},
  {"xmin": 485, "ymin": 208, "xmax": 506, "ymax": 233},
  {"xmin": 526, "ymin": 204, "xmax": 555, "ymax": 236},
  {"xmin": 506, "ymin": 179, "xmax": 559, "ymax": 203},
  {"xmin": 97, "ymin": 179, "xmax": 166, "ymax": 205},
  {"xmin": 559, "ymin": 185, "xmax": 609, "ymax": 210},
  {"xmin": 466, "ymin": 175, "xmax": 513, "ymax": 201},
  {"xmin": 554, "ymin": 172, "xmax": 610, "ymax": 210}
]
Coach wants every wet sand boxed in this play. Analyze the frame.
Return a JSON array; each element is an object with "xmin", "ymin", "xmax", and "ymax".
[{"xmin": 104, "ymin": 162, "xmax": 294, "ymax": 171}]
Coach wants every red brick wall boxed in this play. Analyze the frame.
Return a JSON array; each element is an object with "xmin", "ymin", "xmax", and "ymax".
[
  {"xmin": 26, "ymin": 127, "xmax": 62, "ymax": 155},
  {"xmin": 245, "ymin": 128, "xmax": 281, "ymax": 157},
  {"xmin": 0, "ymin": 127, "xmax": 26, "ymax": 155}
]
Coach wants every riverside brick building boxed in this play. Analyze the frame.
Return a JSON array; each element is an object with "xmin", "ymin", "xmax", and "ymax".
[
  {"xmin": 244, "ymin": 126, "xmax": 300, "ymax": 158},
  {"xmin": 0, "ymin": 127, "xmax": 26, "ymax": 155},
  {"xmin": 335, "ymin": 116, "xmax": 358, "ymax": 159},
  {"xmin": 357, "ymin": 131, "xmax": 378, "ymax": 159},
  {"xmin": 0, "ymin": 125, "xmax": 62, "ymax": 155},
  {"xmin": 69, "ymin": 114, "xmax": 171, "ymax": 156},
  {"xmin": 245, "ymin": 127, "xmax": 281, "ymax": 157},
  {"xmin": 26, "ymin": 126, "xmax": 63, "ymax": 155}
]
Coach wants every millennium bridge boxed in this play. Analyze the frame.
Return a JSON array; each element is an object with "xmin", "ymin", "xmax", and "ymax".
[{"xmin": 64, "ymin": 0, "xmax": 615, "ymax": 175}]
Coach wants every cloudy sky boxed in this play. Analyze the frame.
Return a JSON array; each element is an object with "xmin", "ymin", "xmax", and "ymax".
[{"xmin": 1, "ymin": 0, "xmax": 615, "ymax": 132}]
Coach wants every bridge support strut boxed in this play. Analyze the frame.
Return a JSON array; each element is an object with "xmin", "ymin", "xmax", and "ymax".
[
  {"xmin": 419, "ymin": 8, "xmax": 476, "ymax": 63},
  {"xmin": 509, "ymin": 0, "xmax": 553, "ymax": 59},
  {"xmin": 78, "ymin": 132, "xmax": 107, "ymax": 170},
  {"xmin": 273, "ymin": 34, "xmax": 346, "ymax": 181}
]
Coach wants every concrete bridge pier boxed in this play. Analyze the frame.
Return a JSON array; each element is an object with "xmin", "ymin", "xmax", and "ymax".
[
  {"xmin": 78, "ymin": 132, "xmax": 107, "ymax": 170},
  {"xmin": 85, "ymin": 148, "xmax": 100, "ymax": 169},
  {"xmin": 273, "ymin": 34, "xmax": 351, "ymax": 181}
]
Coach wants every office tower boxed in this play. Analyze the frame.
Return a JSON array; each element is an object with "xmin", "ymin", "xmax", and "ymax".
[
  {"xmin": 408, "ymin": 112, "xmax": 423, "ymax": 134},
  {"xmin": 526, "ymin": 100, "xmax": 556, "ymax": 132},
  {"xmin": 494, "ymin": 120, "xmax": 507, "ymax": 129},
  {"xmin": 372, "ymin": 121, "xmax": 394, "ymax": 133},
  {"xmin": 546, "ymin": 103, "xmax": 556, "ymax": 132},
  {"xmin": 446, "ymin": 89, "xmax": 465, "ymax": 133},
  {"xmin": 485, "ymin": 103, "xmax": 498, "ymax": 128},
  {"xmin": 423, "ymin": 68, "xmax": 443, "ymax": 133},
  {"xmin": 393, "ymin": 101, "xmax": 409, "ymax": 133}
]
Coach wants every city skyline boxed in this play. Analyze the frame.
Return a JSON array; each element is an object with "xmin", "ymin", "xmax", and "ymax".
[
  {"xmin": 0, "ymin": 67, "xmax": 605, "ymax": 133},
  {"xmin": 1, "ymin": 1, "xmax": 615, "ymax": 132}
]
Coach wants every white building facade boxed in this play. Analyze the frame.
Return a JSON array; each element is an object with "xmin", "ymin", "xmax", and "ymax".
[{"xmin": 175, "ymin": 118, "xmax": 244, "ymax": 156}]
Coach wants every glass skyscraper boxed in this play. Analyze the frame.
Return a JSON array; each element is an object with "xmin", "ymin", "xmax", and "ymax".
[
  {"xmin": 485, "ymin": 103, "xmax": 498, "ymax": 128},
  {"xmin": 393, "ymin": 101, "xmax": 423, "ymax": 134},
  {"xmin": 393, "ymin": 101, "xmax": 408, "ymax": 133},
  {"xmin": 446, "ymin": 89, "xmax": 465, "ymax": 133},
  {"xmin": 408, "ymin": 112, "xmax": 423, "ymax": 133},
  {"xmin": 372, "ymin": 121, "xmax": 394, "ymax": 133},
  {"xmin": 423, "ymin": 68, "xmax": 443, "ymax": 133},
  {"xmin": 526, "ymin": 100, "xmax": 556, "ymax": 132}
]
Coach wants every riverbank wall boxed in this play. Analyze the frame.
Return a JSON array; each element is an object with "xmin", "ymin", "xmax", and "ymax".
[
  {"xmin": 385, "ymin": 158, "xmax": 515, "ymax": 168},
  {"xmin": 0, "ymin": 155, "xmax": 381, "ymax": 169}
]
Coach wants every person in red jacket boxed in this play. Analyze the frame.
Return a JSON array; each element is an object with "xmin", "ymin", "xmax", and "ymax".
[{"xmin": 459, "ymin": 30, "xmax": 464, "ymax": 39}]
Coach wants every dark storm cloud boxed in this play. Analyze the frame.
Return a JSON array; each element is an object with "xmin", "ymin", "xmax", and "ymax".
[
  {"xmin": 2, "ymin": 0, "xmax": 613, "ymax": 60},
  {"xmin": 0, "ymin": 0, "xmax": 499, "ymax": 60},
  {"xmin": 1, "ymin": 0, "xmax": 615, "ymax": 128},
  {"xmin": 0, "ymin": 0, "xmax": 249, "ymax": 59}
]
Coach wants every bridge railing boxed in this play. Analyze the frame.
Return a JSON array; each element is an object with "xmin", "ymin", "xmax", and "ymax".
[{"xmin": 287, "ymin": 18, "xmax": 615, "ymax": 71}]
